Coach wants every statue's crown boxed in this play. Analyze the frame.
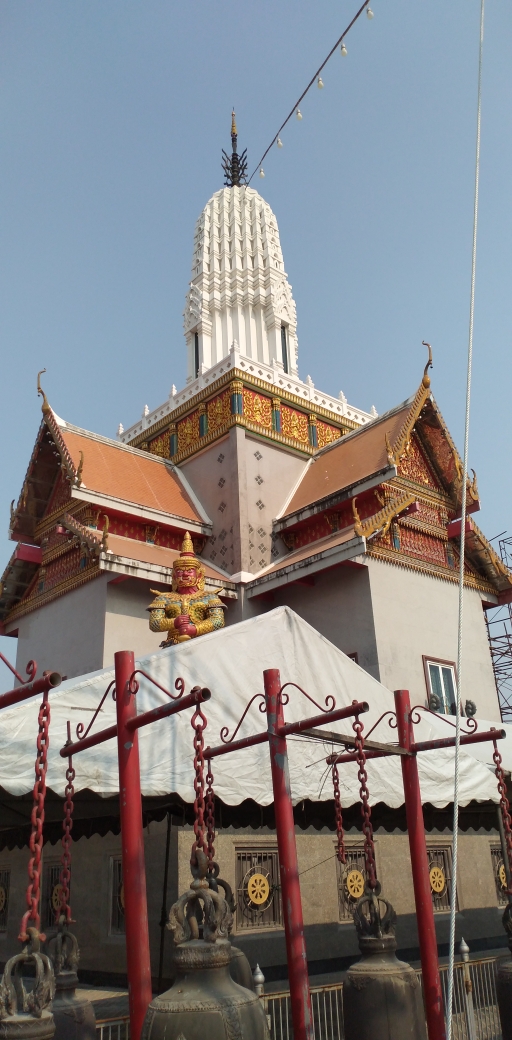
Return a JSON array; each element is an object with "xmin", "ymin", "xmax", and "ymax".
[{"xmin": 173, "ymin": 531, "xmax": 202, "ymax": 571}]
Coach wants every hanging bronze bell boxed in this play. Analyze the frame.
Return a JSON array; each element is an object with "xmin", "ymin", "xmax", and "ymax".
[
  {"xmin": 205, "ymin": 863, "xmax": 255, "ymax": 993},
  {"xmin": 497, "ymin": 901, "xmax": 512, "ymax": 1040},
  {"xmin": 142, "ymin": 851, "xmax": 269, "ymax": 1040},
  {"xmin": 46, "ymin": 920, "xmax": 96, "ymax": 1040},
  {"xmin": 0, "ymin": 929, "xmax": 55, "ymax": 1040},
  {"xmin": 343, "ymin": 885, "xmax": 427, "ymax": 1040}
]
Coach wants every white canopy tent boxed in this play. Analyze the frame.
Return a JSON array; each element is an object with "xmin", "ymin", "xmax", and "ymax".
[{"xmin": 0, "ymin": 607, "xmax": 506, "ymax": 809}]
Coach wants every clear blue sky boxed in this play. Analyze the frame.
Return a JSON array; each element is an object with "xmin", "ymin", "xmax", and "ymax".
[{"xmin": 1, "ymin": 1, "xmax": 511, "ymax": 683}]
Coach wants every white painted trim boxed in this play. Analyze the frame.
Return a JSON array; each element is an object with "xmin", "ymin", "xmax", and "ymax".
[{"xmin": 72, "ymin": 488, "xmax": 211, "ymax": 534}]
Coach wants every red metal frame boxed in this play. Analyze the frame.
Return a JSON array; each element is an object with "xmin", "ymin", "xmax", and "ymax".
[
  {"xmin": 60, "ymin": 652, "xmax": 210, "ymax": 1040},
  {"xmin": 205, "ymin": 677, "xmax": 369, "ymax": 1040},
  {"xmin": 328, "ymin": 692, "xmax": 505, "ymax": 1040},
  {"xmin": 394, "ymin": 689, "xmax": 445, "ymax": 1040}
]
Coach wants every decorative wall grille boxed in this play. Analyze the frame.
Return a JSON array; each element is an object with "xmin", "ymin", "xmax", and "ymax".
[
  {"xmin": 42, "ymin": 863, "xmax": 62, "ymax": 929},
  {"xmin": 0, "ymin": 870, "xmax": 10, "ymax": 932},
  {"xmin": 427, "ymin": 846, "xmax": 455, "ymax": 912},
  {"xmin": 110, "ymin": 857, "xmax": 125, "ymax": 934},
  {"xmin": 335, "ymin": 847, "xmax": 367, "ymax": 922},
  {"xmin": 490, "ymin": 845, "xmax": 508, "ymax": 906},
  {"xmin": 235, "ymin": 848, "xmax": 282, "ymax": 930}
]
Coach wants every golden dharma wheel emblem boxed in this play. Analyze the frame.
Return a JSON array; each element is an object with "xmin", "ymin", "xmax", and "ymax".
[
  {"xmin": 345, "ymin": 869, "xmax": 365, "ymax": 900},
  {"xmin": 429, "ymin": 866, "xmax": 446, "ymax": 894},
  {"xmin": 51, "ymin": 883, "xmax": 63, "ymax": 912},
  {"xmin": 247, "ymin": 873, "xmax": 270, "ymax": 906},
  {"xmin": 0, "ymin": 885, "xmax": 6, "ymax": 914},
  {"xmin": 499, "ymin": 863, "xmax": 507, "ymax": 889}
]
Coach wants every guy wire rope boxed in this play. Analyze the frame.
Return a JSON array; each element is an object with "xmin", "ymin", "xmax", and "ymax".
[
  {"xmin": 247, "ymin": 0, "xmax": 374, "ymax": 185},
  {"xmin": 446, "ymin": 2, "xmax": 485, "ymax": 1038}
]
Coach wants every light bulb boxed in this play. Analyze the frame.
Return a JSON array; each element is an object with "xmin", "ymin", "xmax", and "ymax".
[
  {"xmin": 317, "ymin": 76, "xmax": 324, "ymax": 89},
  {"xmin": 340, "ymin": 42, "xmax": 347, "ymax": 56},
  {"xmin": 366, "ymin": 6, "xmax": 374, "ymax": 18},
  {"xmin": 259, "ymin": 167, "xmax": 265, "ymax": 178},
  {"xmin": 277, "ymin": 137, "xmax": 283, "ymax": 148},
  {"xmin": 296, "ymin": 109, "xmax": 302, "ymax": 120}
]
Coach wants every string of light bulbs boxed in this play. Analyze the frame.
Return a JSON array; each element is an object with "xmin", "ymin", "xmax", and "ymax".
[{"xmin": 248, "ymin": 0, "xmax": 375, "ymax": 184}]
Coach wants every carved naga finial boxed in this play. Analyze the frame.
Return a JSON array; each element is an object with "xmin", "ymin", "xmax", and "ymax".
[
  {"xmin": 167, "ymin": 849, "xmax": 232, "ymax": 945},
  {"xmin": 37, "ymin": 370, "xmax": 50, "ymax": 415},
  {"xmin": 421, "ymin": 341, "xmax": 433, "ymax": 389}
]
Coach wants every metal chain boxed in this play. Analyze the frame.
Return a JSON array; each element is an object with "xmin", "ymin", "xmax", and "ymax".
[
  {"xmin": 205, "ymin": 759, "xmax": 216, "ymax": 869},
  {"xmin": 352, "ymin": 713, "xmax": 377, "ymax": 889},
  {"xmin": 332, "ymin": 764, "xmax": 346, "ymax": 865},
  {"xmin": 191, "ymin": 704, "xmax": 208, "ymax": 867},
  {"xmin": 493, "ymin": 738, "xmax": 512, "ymax": 896},
  {"xmin": 19, "ymin": 692, "xmax": 51, "ymax": 941},
  {"xmin": 57, "ymin": 753, "xmax": 75, "ymax": 923}
]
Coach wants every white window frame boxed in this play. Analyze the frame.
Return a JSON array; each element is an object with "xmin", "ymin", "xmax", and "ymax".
[{"xmin": 423, "ymin": 657, "xmax": 458, "ymax": 716}]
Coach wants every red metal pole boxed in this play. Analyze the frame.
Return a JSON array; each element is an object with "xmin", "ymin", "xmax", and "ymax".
[
  {"xmin": 115, "ymin": 651, "xmax": 152, "ymax": 1040},
  {"xmin": 0, "ymin": 671, "xmax": 61, "ymax": 710},
  {"xmin": 394, "ymin": 689, "xmax": 445, "ymax": 1040},
  {"xmin": 264, "ymin": 668, "xmax": 314, "ymax": 1040}
]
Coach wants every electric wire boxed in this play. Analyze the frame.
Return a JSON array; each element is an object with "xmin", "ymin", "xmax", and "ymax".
[
  {"xmin": 446, "ymin": 2, "xmax": 485, "ymax": 1035},
  {"xmin": 247, "ymin": 0, "xmax": 373, "ymax": 184}
]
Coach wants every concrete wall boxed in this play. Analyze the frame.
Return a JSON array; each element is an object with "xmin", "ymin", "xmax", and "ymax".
[
  {"xmin": 0, "ymin": 827, "xmax": 504, "ymax": 981},
  {"xmin": 7, "ymin": 574, "xmax": 110, "ymax": 680},
  {"xmin": 367, "ymin": 557, "xmax": 501, "ymax": 721},
  {"xmin": 268, "ymin": 563, "xmax": 380, "ymax": 680},
  {"xmin": 180, "ymin": 431, "xmax": 307, "ymax": 576},
  {"xmin": 103, "ymin": 578, "xmax": 167, "ymax": 668}
]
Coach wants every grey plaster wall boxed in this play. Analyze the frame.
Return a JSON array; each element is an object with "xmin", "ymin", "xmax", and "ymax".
[
  {"xmin": 180, "ymin": 432, "xmax": 240, "ymax": 573},
  {"xmin": 241, "ymin": 435, "xmax": 307, "ymax": 573},
  {"xmin": 6, "ymin": 574, "xmax": 110, "ymax": 680},
  {"xmin": 367, "ymin": 558, "xmax": 501, "ymax": 720},
  {"xmin": 103, "ymin": 578, "xmax": 167, "ymax": 667},
  {"xmin": 269, "ymin": 563, "xmax": 380, "ymax": 680},
  {"xmin": 180, "ymin": 431, "xmax": 307, "ymax": 576}
]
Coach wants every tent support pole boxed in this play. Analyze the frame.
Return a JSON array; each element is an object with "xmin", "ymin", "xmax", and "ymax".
[
  {"xmin": 115, "ymin": 650, "xmax": 153, "ymax": 1040},
  {"xmin": 394, "ymin": 688, "xmax": 445, "ymax": 1040},
  {"xmin": 264, "ymin": 668, "xmax": 314, "ymax": 1040}
]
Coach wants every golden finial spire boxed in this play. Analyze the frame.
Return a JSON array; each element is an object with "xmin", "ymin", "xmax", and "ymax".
[
  {"xmin": 181, "ymin": 531, "xmax": 195, "ymax": 556},
  {"xmin": 37, "ymin": 369, "xmax": 50, "ymax": 414},
  {"xmin": 222, "ymin": 110, "xmax": 248, "ymax": 187}
]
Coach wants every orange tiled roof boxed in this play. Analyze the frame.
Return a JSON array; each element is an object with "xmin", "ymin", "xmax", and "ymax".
[
  {"xmin": 105, "ymin": 533, "xmax": 229, "ymax": 583},
  {"xmin": 282, "ymin": 402, "xmax": 411, "ymax": 517},
  {"xmin": 59, "ymin": 425, "xmax": 204, "ymax": 523}
]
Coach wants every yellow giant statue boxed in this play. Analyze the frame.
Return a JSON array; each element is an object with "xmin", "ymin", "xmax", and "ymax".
[{"xmin": 147, "ymin": 532, "xmax": 226, "ymax": 646}]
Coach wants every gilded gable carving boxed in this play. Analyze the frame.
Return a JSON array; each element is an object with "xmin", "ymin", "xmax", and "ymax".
[
  {"xmin": 398, "ymin": 435, "xmax": 440, "ymax": 491},
  {"xmin": 242, "ymin": 390, "xmax": 272, "ymax": 429},
  {"xmin": 207, "ymin": 391, "xmax": 231, "ymax": 433},
  {"xmin": 280, "ymin": 406, "xmax": 308, "ymax": 444},
  {"xmin": 316, "ymin": 421, "xmax": 342, "ymax": 449},
  {"xmin": 177, "ymin": 411, "xmax": 200, "ymax": 451}
]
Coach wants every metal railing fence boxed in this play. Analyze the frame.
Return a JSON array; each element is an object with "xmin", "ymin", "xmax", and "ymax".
[{"xmin": 93, "ymin": 954, "xmax": 504, "ymax": 1040}]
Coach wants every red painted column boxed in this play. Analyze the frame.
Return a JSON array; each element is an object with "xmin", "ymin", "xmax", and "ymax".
[
  {"xmin": 115, "ymin": 651, "xmax": 152, "ymax": 1040},
  {"xmin": 264, "ymin": 669, "xmax": 314, "ymax": 1040},
  {"xmin": 394, "ymin": 689, "xmax": 445, "ymax": 1040}
]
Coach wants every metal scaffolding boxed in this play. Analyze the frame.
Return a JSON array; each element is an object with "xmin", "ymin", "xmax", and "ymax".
[{"xmin": 486, "ymin": 535, "xmax": 512, "ymax": 722}]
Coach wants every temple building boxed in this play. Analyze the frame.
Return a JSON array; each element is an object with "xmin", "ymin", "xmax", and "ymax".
[{"xmin": 0, "ymin": 117, "xmax": 511, "ymax": 986}]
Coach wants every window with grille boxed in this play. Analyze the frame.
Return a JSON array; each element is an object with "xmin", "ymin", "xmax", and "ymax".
[
  {"xmin": 336, "ymin": 847, "xmax": 367, "ymax": 921},
  {"xmin": 0, "ymin": 870, "xmax": 10, "ymax": 932},
  {"xmin": 110, "ymin": 857, "xmax": 125, "ymax": 934},
  {"xmin": 42, "ymin": 863, "xmax": 63, "ymax": 930},
  {"xmin": 235, "ymin": 848, "xmax": 282, "ymax": 930},
  {"xmin": 427, "ymin": 846, "xmax": 455, "ymax": 912},
  {"xmin": 424, "ymin": 658, "xmax": 457, "ymax": 715},
  {"xmin": 491, "ymin": 846, "xmax": 508, "ymax": 907}
]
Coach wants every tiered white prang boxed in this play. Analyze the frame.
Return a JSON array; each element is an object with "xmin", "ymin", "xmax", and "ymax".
[{"xmin": 183, "ymin": 186, "xmax": 299, "ymax": 380}]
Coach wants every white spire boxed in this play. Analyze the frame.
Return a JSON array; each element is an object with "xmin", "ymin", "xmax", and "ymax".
[{"xmin": 183, "ymin": 186, "xmax": 299, "ymax": 381}]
